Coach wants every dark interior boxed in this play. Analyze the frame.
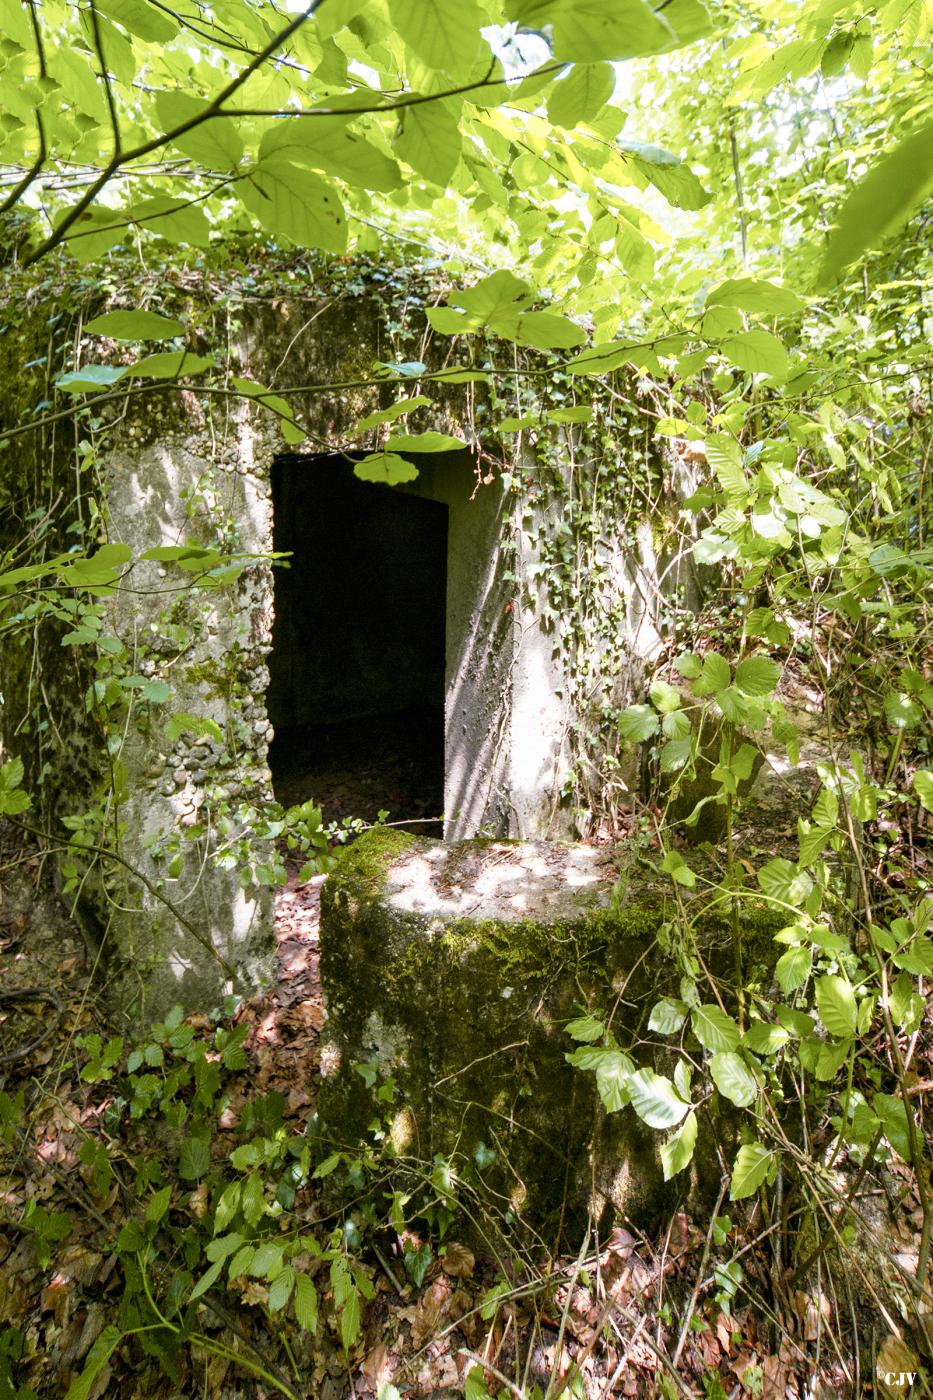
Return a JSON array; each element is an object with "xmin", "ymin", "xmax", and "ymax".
[{"xmin": 267, "ymin": 454, "xmax": 447, "ymax": 830}]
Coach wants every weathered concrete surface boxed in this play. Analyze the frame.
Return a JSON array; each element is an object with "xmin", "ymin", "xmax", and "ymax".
[{"xmin": 317, "ymin": 830, "xmax": 781, "ymax": 1239}]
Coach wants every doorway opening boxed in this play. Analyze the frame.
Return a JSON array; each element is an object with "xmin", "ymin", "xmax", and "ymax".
[{"xmin": 266, "ymin": 455, "xmax": 447, "ymax": 833}]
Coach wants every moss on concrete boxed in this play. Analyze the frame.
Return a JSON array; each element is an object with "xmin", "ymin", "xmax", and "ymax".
[{"xmin": 317, "ymin": 830, "xmax": 787, "ymax": 1241}]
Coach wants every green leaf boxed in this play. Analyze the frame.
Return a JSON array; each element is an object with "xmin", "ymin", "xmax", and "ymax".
[
  {"xmin": 294, "ymin": 1273, "xmax": 318, "ymax": 1331},
  {"xmin": 730, "ymin": 1142, "xmax": 774, "ymax": 1200},
  {"xmin": 627, "ymin": 1068, "xmax": 690, "ymax": 1128},
  {"xmin": 913, "ymin": 771, "xmax": 933, "ymax": 814},
  {"xmin": 269, "ymin": 1265, "xmax": 295, "ymax": 1312},
  {"xmin": 594, "ymin": 1050, "xmax": 634, "ymax": 1112},
  {"xmin": 179, "ymin": 1136, "xmax": 211, "ymax": 1181},
  {"xmin": 735, "ymin": 656, "xmax": 780, "ymax": 697},
  {"xmin": 259, "ymin": 117, "xmax": 402, "ymax": 193},
  {"xmin": 228, "ymin": 1245, "xmax": 256, "ymax": 1279},
  {"xmin": 129, "ymin": 195, "xmax": 211, "ymax": 248},
  {"xmin": 649, "ymin": 679, "xmax": 681, "ymax": 713},
  {"xmin": 706, "ymin": 277, "xmax": 804, "ymax": 315},
  {"xmin": 661, "ymin": 850, "xmax": 696, "ymax": 887},
  {"xmin": 660, "ymin": 1110, "xmax": 697, "ymax": 1180},
  {"xmin": 340, "ymin": 1284, "xmax": 361, "ymax": 1351},
  {"xmin": 741, "ymin": 1022, "xmax": 790, "ymax": 1055},
  {"xmin": 757, "ymin": 857, "xmax": 813, "ymax": 907},
  {"xmin": 125, "ymin": 351, "xmax": 214, "ymax": 380},
  {"xmin": 240, "ymin": 158, "xmax": 347, "ymax": 251},
  {"xmin": 874, "ymin": 1092, "xmax": 912, "ymax": 1160},
  {"xmin": 816, "ymin": 121, "xmax": 933, "ymax": 288},
  {"xmin": 648, "ymin": 998, "xmax": 688, "ymax": 1034},
  {"xmin": 691, "ymin": 1004, "xmax": 740, "ymax": 1053},
  {"xmin": 389, "ymin": 0, "xmax": 487, "ymax": 73},
  {"xmin": 63, "ymin": 1325, "xmax": 122, "ymax": 1400},
  {"xmin": 565, "ymin": 1014, "xmax": 605, "ymax": 1043},
  {"xmin": 722, "ymin": 329, "xmax": 789, "ymax": 380},
  {"xmin": 189, "ymin": 1259, "xmax": 224, "ymax": 1301},
  {"xmin": 145, "ymin": 1185, "xmax": 172, "ymax": 1226},
  {"xmin": 532, "ymin": 0, "xmax": 675, "ymax": 61},
  {"xmin": 505, "ymin": 311, "xmax": 586, "ymax": 350},
  {"xmin": 696, "ymin": 651, "xmax": 731, "ymax": 694},
  {"xmin": 395, "ymin": 100, "xmax": 461, "ymax": 186},
  {"xmin": 815, "ymin": 975, "xmax": 857, "ymax": 1038},
  {"xmin": 884, "ymin": 691, "xmax": 923, "ymax": 729},
  {"xmin": 385, "ymin": 432, "xmax": 465, "ymax": 453},
  {"xmin": 55, "ymin": 365, "xmax": 126, "ymax": 394},
  {"xmin": 96, "ymin": 0, "xmax": 178, "ymax": 42},
  {"xmin": 547, "ymin": 63, "xmax": 615, "ymax": 128},
  {"xmin": 618, "ymin": 704, "xmax": 659, "ymax": 741},
  {"xmin": 775, "ymin": 944, "xmax": 812, "ymax": 994},
  {"xmin": 703, "ymin": 434, "xmax": 747, "ymax": 500},
  {"xmin": 85, "ymin": 310, "xmax": 184, "ymax": 340},
  {"xmin": 155, "ymin": 90, "xmax": 244, "ymax": 169},
  {"xmin": 249, "ymin": 1242, "xmax": 284, "ymax": 1278},
  {"xmin": 710, "ymin": 1052, "xmax": 757, "ymax": 1107},
  {"xmin": 165, "ymin": 713, "xmax": 224, "ymax": 745},
  {"xmin": 354, "ymin": 453, "xmax": 420, "ymax": 485}
]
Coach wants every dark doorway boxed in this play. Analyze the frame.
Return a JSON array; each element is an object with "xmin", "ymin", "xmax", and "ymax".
[{"xmin": 267, "ymin": 455, "xmax": 447, "ymax": 831}]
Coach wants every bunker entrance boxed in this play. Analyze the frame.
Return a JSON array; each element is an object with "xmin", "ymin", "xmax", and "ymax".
[{"xmin": 267, "ymin": 455, "xmax": 447, "ymax": 833}]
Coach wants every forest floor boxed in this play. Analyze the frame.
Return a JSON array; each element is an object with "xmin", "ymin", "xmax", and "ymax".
[{"xmin": 0, "ymin": 810, "xmax": 922, "ymax": 1399}]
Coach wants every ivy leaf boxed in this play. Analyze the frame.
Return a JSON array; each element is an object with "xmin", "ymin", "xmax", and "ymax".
[
  {"xmin": 691, "ymin": 1004, "xmax": 740, "ymax": 1052},
  {"xmin": 627, "ymin": 1068, "xmax": 690, "ymax": 1128},
  {"xmin": 618, "ymin": 704, "xmax": 659, "ymax": 741},
  {"xmin": 730, "ymin": 1142, "xmax": 774, "ymax": 1200},
  {"xmin": 710, "ymin": 1051, "xmax": 757, "ymax": 1107},
  {"xmin": 660, "ymin": 1110, "xmax": 697, "ymax": 1180},
  {"xmin": 815, "ymin": 975, "xmax": 857, "ymax": 1038},
  {"xmin": 722, "ymin": 330, "xmax": 789, "ymax": 380}
]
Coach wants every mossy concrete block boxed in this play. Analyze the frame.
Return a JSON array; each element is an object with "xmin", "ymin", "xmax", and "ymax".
[{"xmin": 318, "ymin": 829, "xmax": 780, "ymax": 1238}]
